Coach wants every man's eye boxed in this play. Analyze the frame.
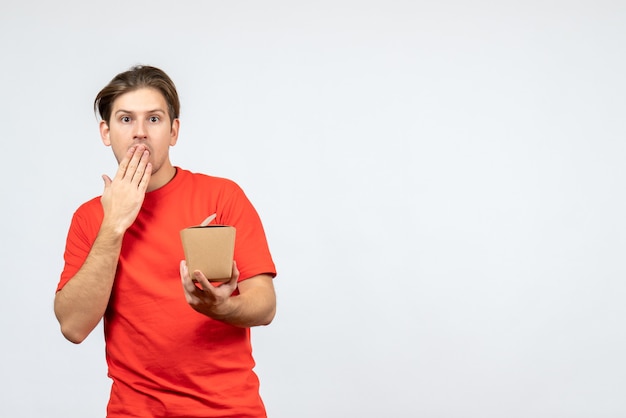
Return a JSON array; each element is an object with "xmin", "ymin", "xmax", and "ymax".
[
  {"xmin": 121, "ymin": 116, "xmax": 131, "ymax": 123},
  {"xmin": 150, "ymin": 116, "xmax": 160, "ymax": 123}
]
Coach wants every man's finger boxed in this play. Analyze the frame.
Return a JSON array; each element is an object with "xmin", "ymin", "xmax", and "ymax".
[
  {"xmin": 114, "ymin": 146, "xmax": 137, "ymax": 181},
  {"xmin": 138, "ymin": 163, "xmax": 152, "ymax": 191},
  {"xmin": 102, "ymin": 174, "xmax": 112, "ymax": 189},
  {"xmin": 194, "ymin": 270, "xmax": 212, "ymax": 291},
  {"xmin": 125, "ymin": 147, "xmax": 146, "ymax": 182},
  {"xmin": 227, "ymin": 261, "xmax": 239, "ymax": 287},
  {"xmin": 130, "ymin": 149, "xmax": 150, "ymax": 184}
]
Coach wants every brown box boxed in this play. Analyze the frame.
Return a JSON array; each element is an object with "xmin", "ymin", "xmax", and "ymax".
[{"xmin": 180, "ymin": 225, "xmax": 236, "ymax": 282}]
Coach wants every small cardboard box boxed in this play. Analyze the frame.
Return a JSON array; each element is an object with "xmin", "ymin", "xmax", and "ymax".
[{"xmin": 180, "ymin": 225, "xmax": 236, "ymax": 282}]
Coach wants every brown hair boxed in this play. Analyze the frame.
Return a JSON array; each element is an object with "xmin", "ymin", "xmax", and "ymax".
[{"xmin": 94, "ymin": 65, "xmax": 180, "ymax": 125}]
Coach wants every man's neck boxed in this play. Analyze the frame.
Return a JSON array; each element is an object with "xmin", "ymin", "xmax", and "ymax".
[{"xmin": 147, "ymin": 164, "xmax": 177, "ymax": 192}]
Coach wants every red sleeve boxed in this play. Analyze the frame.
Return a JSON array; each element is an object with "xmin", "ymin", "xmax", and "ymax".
[
  {"xmin": 218, "ymin": 182, "xmax": 276, "ymax": 282},
  {"xmin": 57, "ymin": 198, "xmax": 103, "ymax": 292}
]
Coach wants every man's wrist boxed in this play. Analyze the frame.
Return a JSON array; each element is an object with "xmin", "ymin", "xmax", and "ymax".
[{"xmin": 210, "ymin": 295, "xmax": 241, "ymax": 323}]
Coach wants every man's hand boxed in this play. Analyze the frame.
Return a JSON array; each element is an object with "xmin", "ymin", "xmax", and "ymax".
[
  {"xmin": 100, "ymin": 145, "xmax": 152, "ymax": 234},
  {"xmin": 180, "ymin": 260, "xmax": 276, "ymax": 327},
  {"xmin": 180, "ymin": 260, "xmax": 240, "ymax": 320}
]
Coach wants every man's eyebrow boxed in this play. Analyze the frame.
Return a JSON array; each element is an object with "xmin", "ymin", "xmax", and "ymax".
[{"xmin": 115, "ymin": 109, "xmax": 166, "ymax": 115}]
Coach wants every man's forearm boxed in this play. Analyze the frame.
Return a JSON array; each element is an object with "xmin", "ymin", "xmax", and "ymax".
[
  {"xmin": 215, "ymin": 275, "xmax": 276, "ymax": 328},
  {"xmin": 54, "ymin": 225, "xmax": 124, "ymax": 344}
]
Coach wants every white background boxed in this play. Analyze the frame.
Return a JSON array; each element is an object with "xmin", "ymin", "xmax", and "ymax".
[{"xmin": 1, "ymin": 1, "xmax": 625, "ymax": 417}]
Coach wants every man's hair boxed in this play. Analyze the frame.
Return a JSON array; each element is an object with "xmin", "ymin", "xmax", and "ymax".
[{"xmin": 94, "ymin": 65, "xmax": 180, "ymax": 125}]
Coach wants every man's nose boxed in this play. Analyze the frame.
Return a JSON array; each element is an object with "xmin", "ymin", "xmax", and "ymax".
[{"xmin": 134, "ymin": 121, "xmax": 148, "ymax": 139}]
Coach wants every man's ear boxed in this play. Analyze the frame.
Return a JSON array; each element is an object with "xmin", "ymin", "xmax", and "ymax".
[
  {"xmin": 100, "ymin": 120, "xmax": 111, "ymax": 146},
  {"xmin": 169, "ymin": 118, "xmax": 180, "ymax": 146}
]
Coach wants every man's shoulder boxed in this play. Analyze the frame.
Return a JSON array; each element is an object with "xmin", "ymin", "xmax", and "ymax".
[
  {"xmin": 65, "ymin": 196, "xmax": 103, "ymax": 237},
  {"xmin": 76, "ymin": 195, "xmax": 102, "ymax": 209},
  {"xmin": 178, "ymin": 168, "xmax": 242, "ymax": 191},
  {"xmin": 73, "ymin": 195, "xmax": 103, "ymax": 218}
]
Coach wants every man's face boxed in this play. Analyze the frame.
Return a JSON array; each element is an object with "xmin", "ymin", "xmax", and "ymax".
[{"xmin": 100, "ymin": 87, "xmax": 179, "ymax": 178}]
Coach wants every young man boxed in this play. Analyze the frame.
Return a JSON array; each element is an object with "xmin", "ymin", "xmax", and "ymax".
[{"xmin": 54, "ymin": 65, "xmax": 277, "ymax": 417}]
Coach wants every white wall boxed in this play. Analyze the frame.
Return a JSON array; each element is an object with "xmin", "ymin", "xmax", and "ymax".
[{"xmin": 1, "ymin": 1, "xmax": 625, "ymax": 417}]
